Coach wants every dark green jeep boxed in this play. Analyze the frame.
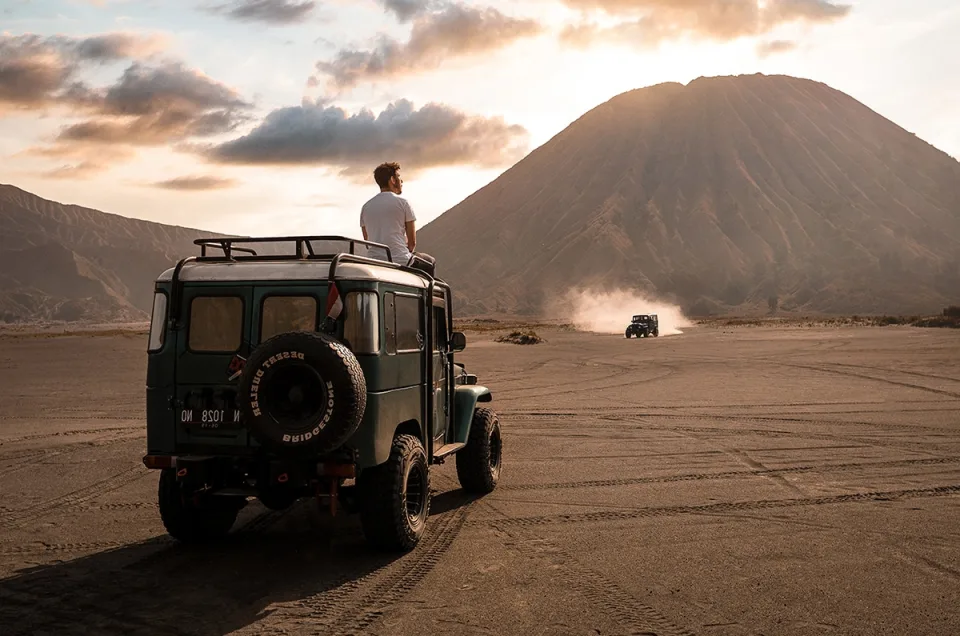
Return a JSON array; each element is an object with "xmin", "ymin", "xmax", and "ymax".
[
  {"xmin": 624, "ymin": 314, "xmax": 659, "ymax": 339},
  {"xmin": 143, "ymin": 236, "xmax": 501, "ymax": 551}
]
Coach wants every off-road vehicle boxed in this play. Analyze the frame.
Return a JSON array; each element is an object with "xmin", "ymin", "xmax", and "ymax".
[
  {"xmin": 143, "ymin": 236, "xmax": 501, "ymax": 551},
  {"xmin": 624, "ymin": 314, "xmax": 659, "ymax": 338}
]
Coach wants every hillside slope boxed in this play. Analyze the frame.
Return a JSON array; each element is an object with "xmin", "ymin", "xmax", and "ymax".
[{"xmin": 0, "ymin": 185, "xmax": 227, "ymax": 323}]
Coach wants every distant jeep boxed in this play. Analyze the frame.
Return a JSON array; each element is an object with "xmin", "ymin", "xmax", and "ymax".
[
  {"xmin": 142, "ymin": 236, "xmax": 502, "ymax": 551},
  {"xmin": 625, "ymin": 314, "xmax": 659, "ymax": 338}
]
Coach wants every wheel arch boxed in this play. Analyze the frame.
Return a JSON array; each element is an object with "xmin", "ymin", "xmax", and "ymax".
[{"xmin": 453, "ymin": 386, "xmax": 492, "ymax": 445}]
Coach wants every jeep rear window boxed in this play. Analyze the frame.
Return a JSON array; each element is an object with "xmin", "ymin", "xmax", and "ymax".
[
  {"xmin": 261, "ymin": 296, "xmax": 316, "ymax": 341},
  {"xmin": 148, "ymin": 292, "xmax": 166, "ymax": 352},
  {"xmin": 188, "ymin": 296, "xmax": 243, "ymax": 352}
]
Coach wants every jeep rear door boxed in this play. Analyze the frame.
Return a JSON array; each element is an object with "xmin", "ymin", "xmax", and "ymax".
[
  {"xmin": 173, "ymin": 285, "xmax": 253, "ymax": 442},
  {"xmin": 175, "ymin": 286, "xmax": 253, "ymax": 384}
]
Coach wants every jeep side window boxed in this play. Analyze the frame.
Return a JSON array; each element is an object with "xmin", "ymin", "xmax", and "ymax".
[
  {"xmin": 342, "ymin": 291, "xmax": 380, "ymax": 354},
  {"xmin": 395, "ymin": 294, "xmax": 422, "ymax": 352},
  {"xmin": 188, "ymin": 296, "xmax": 243, "ymax": 352},
  {"xmin": 433, "ymin": 306, "xmax": 447, "ymax": 352},
  {"xmin": 148, "ymin": 291, "xmax": 167, "ymax": 352},
  {"xmin": 261, "ymin": 296, "xmax": 316, "ymax": 341}
]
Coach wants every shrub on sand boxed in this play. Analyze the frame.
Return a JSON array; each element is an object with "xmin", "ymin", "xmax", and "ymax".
[{"xmin": 496, "ymin": 330, "xmax": 544, "ymax": 345}]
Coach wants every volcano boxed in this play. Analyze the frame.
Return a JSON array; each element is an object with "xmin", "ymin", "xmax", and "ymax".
[{"xmin": 419, "ymin": 74, "xmax": 960, "ymax": 316}]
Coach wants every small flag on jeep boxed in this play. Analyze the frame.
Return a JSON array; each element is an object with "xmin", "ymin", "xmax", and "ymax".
[
  {"xmin": 325, "ymin": 282, "xmax": 343, "ymax": 320},
  {"xmin": 321, "ymin": 282, "xmax": 343, "ymax": 334}
]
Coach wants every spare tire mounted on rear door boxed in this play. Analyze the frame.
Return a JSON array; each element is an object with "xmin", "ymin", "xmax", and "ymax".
[{"xmin": 238, "ymin": 331, "xmax": 366, "ymax": 455}]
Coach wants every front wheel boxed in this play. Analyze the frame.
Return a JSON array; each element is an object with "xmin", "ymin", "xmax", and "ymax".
[
  {"xmin": 158, "ymin": 468, "xmax": 241, "ymax": 543},
  {"xmin": 359, "ymin": 434, "xmax": 431, "ymax": 551},
  {"xmin": 456, "ymin": 408, "xmax": 502, "ymax": 494},
  {"xmin": 624, "ymin": 329, "xmax": 632, "ymax": 339}
]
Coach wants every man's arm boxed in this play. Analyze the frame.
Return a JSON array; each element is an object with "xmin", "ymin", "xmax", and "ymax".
[
  {"xmin": 361, "ymin": 225, "xmax": 368, "ymax": 240},
  {"xmin": 402, "ymin": 198, "xmax": 416, "ymax": 253},
  {"xmin": 405, "ymin": 220, "xmax": 416, "ymax": 253}
]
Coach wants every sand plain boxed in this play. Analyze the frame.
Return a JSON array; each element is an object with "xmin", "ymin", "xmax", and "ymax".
[{"xmin": 1, "ymin": 324, "xmax": 959, "ymax": 635}]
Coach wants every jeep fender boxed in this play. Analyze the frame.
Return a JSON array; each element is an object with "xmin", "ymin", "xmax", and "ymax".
[{"xmin": 453, "ymin": 386, "xmax": 492, "ymax": 445}]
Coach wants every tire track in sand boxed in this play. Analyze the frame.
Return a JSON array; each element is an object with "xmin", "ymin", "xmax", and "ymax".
[
  {"xmin": 491, "ymin": 484, "xmax": 960, "ymax": 528},
  {"xmin": 499, "ymin": 457, "xmax": 960, "ymax": 492},
  {"xmin": 249, "ymin": 495, "xmax": 473, "ymax": 635},
  {"xmin": 0, "ymin": 464, "xmax": 148, "ymax": 529}
]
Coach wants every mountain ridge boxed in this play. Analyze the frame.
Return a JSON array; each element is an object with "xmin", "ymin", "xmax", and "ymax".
[{"xmin": 0, "ymin": 184, "xmax": 229, "ymax": 323}]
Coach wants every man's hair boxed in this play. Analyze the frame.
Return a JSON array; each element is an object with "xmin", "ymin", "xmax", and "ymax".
[{"xmin": 374, "ymin": 162, "xmax": 400, "ymax": 189}]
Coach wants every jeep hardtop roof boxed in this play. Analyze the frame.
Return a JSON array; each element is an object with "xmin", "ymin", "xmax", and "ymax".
[{"xmin": 155, "ymin": 235, "xmax": 431, "ymax": 288}]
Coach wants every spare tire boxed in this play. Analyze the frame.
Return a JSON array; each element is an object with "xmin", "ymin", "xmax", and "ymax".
[{"xmin": 238, "ymin": 331, "xmax": 366, "ymax": 455}]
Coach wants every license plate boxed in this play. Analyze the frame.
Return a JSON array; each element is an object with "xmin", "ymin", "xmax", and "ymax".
[{"xmin": 179, "ymin": 408, "xmax": 242, "ymax": 429}]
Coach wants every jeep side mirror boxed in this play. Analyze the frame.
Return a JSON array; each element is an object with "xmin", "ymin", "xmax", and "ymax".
[{"xmin": 450, "ymin": 331, "xmax": 466, "ymax": 352}]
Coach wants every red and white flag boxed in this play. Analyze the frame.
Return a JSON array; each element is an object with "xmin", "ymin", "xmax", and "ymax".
[{"xmin": 325, "ymin": 282, "xmax": 343, "ymax": 320}]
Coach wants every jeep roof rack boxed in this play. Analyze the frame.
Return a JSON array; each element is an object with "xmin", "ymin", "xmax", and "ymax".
[
  {"xmin": 166, "ymin": 236, "xmax": 447, "ymax": 331},
  {"xmin": 193, "ymin": 235, "xmax": 392, "ymax": 263}
]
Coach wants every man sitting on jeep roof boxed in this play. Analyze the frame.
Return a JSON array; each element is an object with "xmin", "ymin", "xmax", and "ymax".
[{"xmin": 361, "ymin": 162, "xmax": 417, "ymax": 265}]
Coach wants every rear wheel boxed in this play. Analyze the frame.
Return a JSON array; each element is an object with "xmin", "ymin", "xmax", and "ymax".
[
  {"xmin": 456, "ymin": 408, "xmax": 502, "ymax": 494},
  {"xmin": 158, "ymin": 468, "xmax": 242, "ymax": 543},
  {"xmin": 359, "ymin": 434, "xmax": 430, "ymax": 551}
]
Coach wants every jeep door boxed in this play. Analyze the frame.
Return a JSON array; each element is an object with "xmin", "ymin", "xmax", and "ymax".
[{"xmin": 173, "ymin": 285, "xmax": 253, "ymax": 442}]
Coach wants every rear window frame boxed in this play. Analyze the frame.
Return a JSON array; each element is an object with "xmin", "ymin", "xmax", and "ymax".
[
  {"xmin": 258, "ymin": 293, "xmax": 319, "ymax": 343},
  {"xmin": 186, "ymin": 294, "xmax": 246, "ymax": 354}
]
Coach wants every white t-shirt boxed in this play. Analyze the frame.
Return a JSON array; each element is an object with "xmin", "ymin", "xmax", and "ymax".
[{"xmin": 360, "ymin": 192, "xmax": 416, "ymax": 264}]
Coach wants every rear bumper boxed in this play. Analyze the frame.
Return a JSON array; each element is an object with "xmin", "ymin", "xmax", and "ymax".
[{"xmin": 142, "ymin": 454, "xmax": 356, "ymax": 478}]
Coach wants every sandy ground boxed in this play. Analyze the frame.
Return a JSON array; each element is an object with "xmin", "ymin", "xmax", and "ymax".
[{"xmin": 1, "ymin": 325, "xmax": 959, "ymax": 635}]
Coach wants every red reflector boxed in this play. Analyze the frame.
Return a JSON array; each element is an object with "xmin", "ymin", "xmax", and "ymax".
[{"xmin": 142, "ymin": 455, "xmax": 176, "ymax": 469}]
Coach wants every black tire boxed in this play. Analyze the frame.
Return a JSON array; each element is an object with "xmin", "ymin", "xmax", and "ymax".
[
  {"xmin": 624, "ymin": 329, "xmax": 632, "ymax": 338},
  {"xmin": 456, "ymin": 408, "xmax": 502, "ymax": 494},
  {"xmin": 158, "ymin": 468, "xmax": 240, "ymax": 543},
  {"xmin": 359, "ymin": 434, "xmax": 430, "ymax": 551},
  {"xmin": 238, "ymin": 331, "xmax": 366, "ymax": 455}
]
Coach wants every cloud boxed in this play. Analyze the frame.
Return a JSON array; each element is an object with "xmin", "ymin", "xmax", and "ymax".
[
  {"xmin": 206, "ymin": 98, "xmax": 529, "ymax": 176},
  {"xmin": 380, "ymin": 0, "xmax": 435, "ymax": 21},
  {"xmin": 22, "ymin": 140, "xmax": 134, "ymax": 180},
  {"xmin": 315, "ymin": 4, "xmax": 542, "ymax": 89},
  {"xmin": 1, "ymin": 34, "xmax": 251, "ymax": 177},
  {"xmin": 71, "ymin": 33, "xmax": 168, "ymax": 60},
  {"xmin": 0, "ymin": 32, "xmax": 167, "ymax": 109},
  {"xmin": 207, "ymin": 0, "xmax": 317, "ymax": 25},
  {"xmin": 48, "ymin": 62, "xmax": 251, "ymax": 147},
  {"xmin": 559, "ymin": 0, "xmax": 851, "ymax": 48},
  {"xmin": 151, "ymin": 175, "xmax": 239, "ymax": 190},
  {"xmin": 41, "ymin": 160, "xmax": 111, "ymax": 180},
  {"xmin": 757, "ymin": 39, "xmax": 798, "ymax": 57}
]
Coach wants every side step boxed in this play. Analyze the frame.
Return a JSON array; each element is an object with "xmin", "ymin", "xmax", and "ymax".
[{"xmin": 433, "ymin": 443, "xmax": 466, "ymax": 459}]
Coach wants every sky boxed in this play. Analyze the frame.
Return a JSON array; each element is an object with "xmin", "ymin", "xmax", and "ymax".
[{"xmin": 1, "ymin": 0, "xmax": 958, "ymax": 239}]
